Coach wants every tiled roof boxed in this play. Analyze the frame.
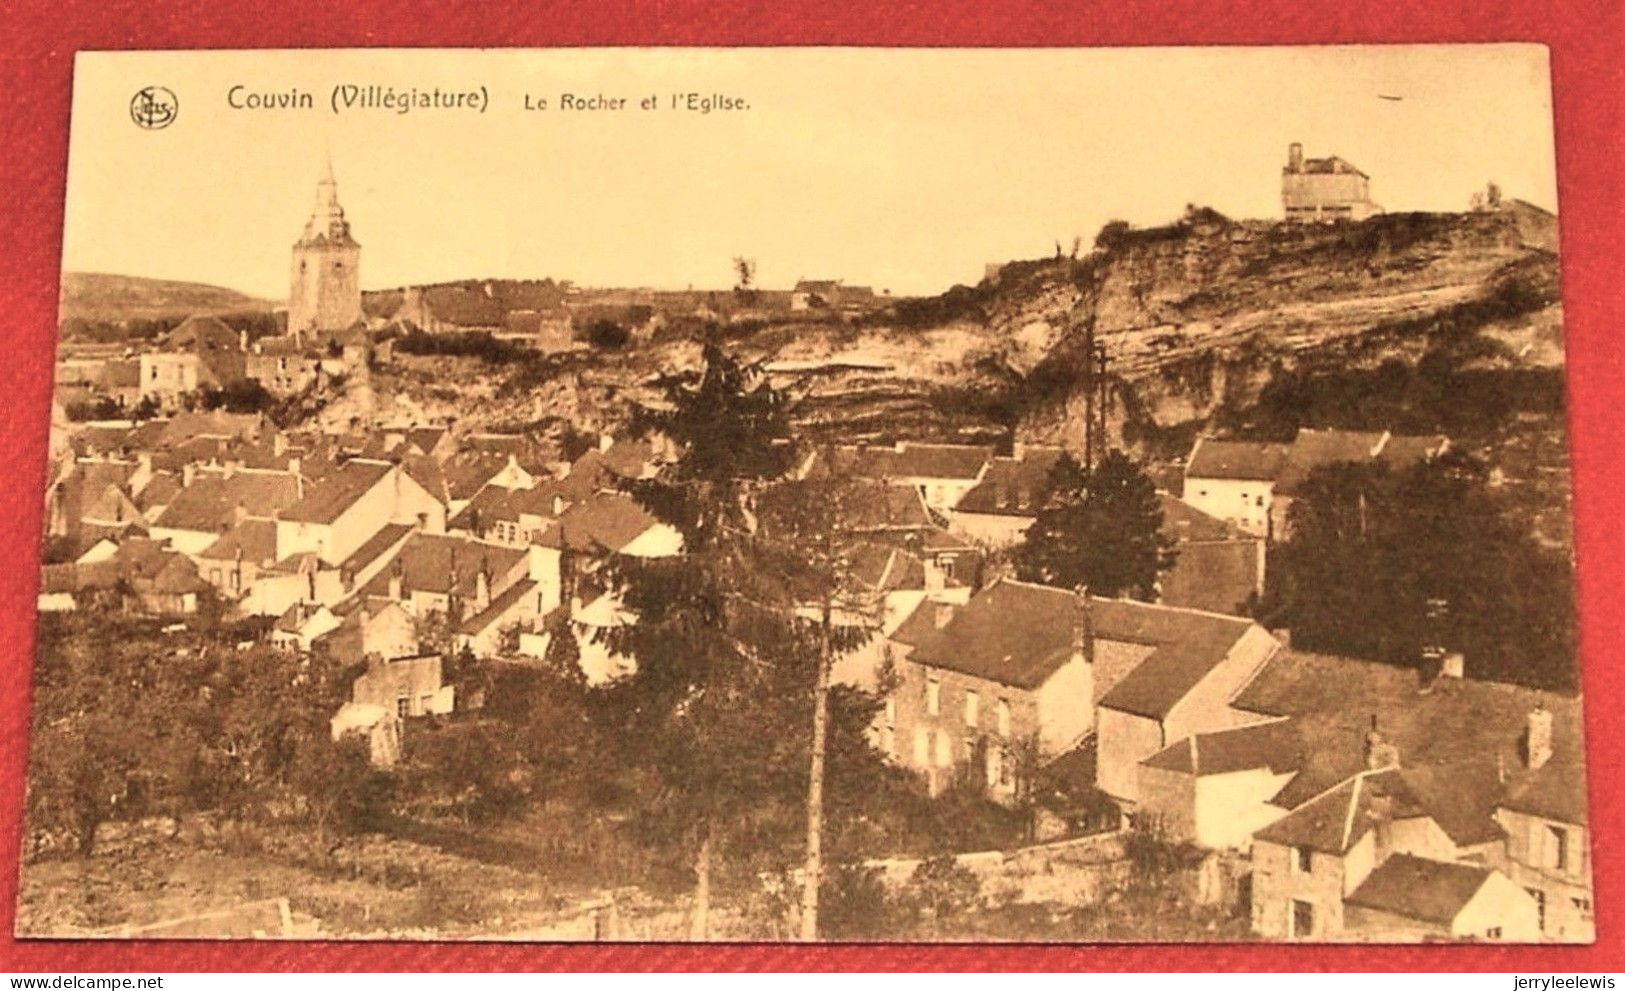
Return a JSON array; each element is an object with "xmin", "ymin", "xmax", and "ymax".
[
  {"xmin": 1345, "ymin": 854, "xmax": 1492, "ymax": 926},
  {"xmin": 279, "ymin": 460, "xmax": 392, "ymax": 524},
  {"xmin": 163, "ymin": 315, "xmax": 239, "ymax": 352},
  {"xmin": 956, "ymin": 447, "xmax": 1068, "ymax": 516},
  {"xmin": 1185, "ymin": 439, "xmax": 1290, "ymax": 481},
  {"xmin": 356, "ymin": 533, "xmax": 525, "ymax": 599},
  {"xmin": 198, "ymin": 518, "xmax": 278, "ymax": 563},
  {"xmin": 458, "ymin": 578, "xmax": 539, "ymax": 635},
  {"xmin": 1158, "ymin": 493, "xmax": 1242, "ymax": 543},
  {"xmin": 337, "ymin": 523, "xmax": 415, "ymax": 576},
  {"xmin": 1254, "ymin": 769, "xmax": 1423, "ymax": 854},
  {"xmin": 1143, "ymin": 718, "xmax": 1301, "ymax": 777},
  {"xmin": 1098, "ymin": 611, "xmax": 1260, "ymax": 720},
  {"xmin": 153, "ymin": 470, "xmax": 302, "ymax": 532},
  {"xmin": 448, "ymin": 484, "xmax": 520, "ymax": 530},
  {"xmin": 839, "ymin": 482, "xmax": 935, "ymax": 532},
  {"xmin": 547, "ymin": 492, "xmax": 660, "ymax": 554},
  {"xmin": 1232, "ymin": 650, "xmax": 1584, "ymax": 820},
  {"xmin": 442, "ymin": 451, "xmax": 512, "ymax": 502},
  {"xmin": 812, "ymin": 442, "xmax": 994, "ymax": 483},
  {"xmin": 890, "ymin": 598, "xmax": 957, "ymax": 649}
]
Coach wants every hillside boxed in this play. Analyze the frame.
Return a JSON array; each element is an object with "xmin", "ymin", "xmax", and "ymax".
[
  {"xmin": 59, "ymin": 272, "xmax": 275, "ymax": 324},
  {"xmin": 365, "ymin": 206, "xmax": 1570, "ymax": 545}
]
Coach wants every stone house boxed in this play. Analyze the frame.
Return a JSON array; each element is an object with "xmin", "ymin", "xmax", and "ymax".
[
  {"xmin": 1182, "ymin": 429, "xmax": 1448, "ymax": 540},
  {"xmin": 275, "ymin": 458, "xmax": 446, "ymax": 566},
  {"xmin": 1281, "ymin": 143, "xmax": 1382, "ymax": 223},
  {"xmin": 330, "ymin": 653, "xmax": 454, "ymax": 767}
]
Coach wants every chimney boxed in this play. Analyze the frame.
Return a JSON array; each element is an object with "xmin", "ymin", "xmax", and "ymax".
[
  {"xmin": 1012, "ymin": 441, "xmax": 1026, "ymax": 462},
  {"xmin": 1439, "ymin": 652, "xmax": 1464, "ymax": 680},
  {"xmin": 552, "ymin": 494, "xmax": 566, "ymax": 516},
  {"xmin": 1072, "ymin": 585, "xmax": 1095, "ymax": 665},
  {"xmin": 415, "ymin": 512, "xmax": 428, "ymax": 532},
  {"xmin": 389, "ymin": 559, "xmax": 404, "ymax": 601},
  {"xmin": 1288, "ymin": 142, "xmax": 1304, "ymax": 172},
  {"xmin": 932, "ymin": 601, "xmax": 955, "ymax": 629},
  {"xmin": 598, "ymin": 433, "xmax": 614, "ymax": 453},
  {"xmin": 232, "ymin": 500, "xmax": 247, "ymax": 528},
  {"xmin": 1526, "ymin": 705, "xmax": 1554, "ymax": 771},
  {"xmin": 182, "ymin": 462, "xmax": 196, "ymax": 487},
  {"xmin": 239, "ymin": 329, "xmax": 249, "ymax": 351},
  {"xmin": 475, "ymin": 566, "xmax": 490, "ymax": 612},
  {"xmin": 1364, "ymin": 714, "xmax": 1399, "ymax": 770}
]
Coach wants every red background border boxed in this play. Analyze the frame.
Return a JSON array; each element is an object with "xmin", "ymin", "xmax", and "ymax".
[{"xmin": 1, "ymin": 0, "xmax": 1621, "ymax": 972}]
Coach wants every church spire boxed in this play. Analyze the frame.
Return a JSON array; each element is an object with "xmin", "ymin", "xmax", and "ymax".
[{"xmin": 300, "ymin": 154, "xmax": 356, "ymax": 247}]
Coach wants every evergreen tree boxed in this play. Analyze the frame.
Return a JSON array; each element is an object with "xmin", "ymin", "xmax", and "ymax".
[{"xmin": 1013, "ymin": 449, "xmax": 1176, "ymax": 599}]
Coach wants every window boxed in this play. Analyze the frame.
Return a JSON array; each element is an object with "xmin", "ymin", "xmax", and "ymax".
[
  {"xmin": 1574, "ymin": 897, "xmax": 1593, "ymax": 917},
  {"xmin": 964, "ymin": 690, "xmax": 979, "ymax": 727},
  {"xmin": 986, "ymin": 745, "xmax": 1003, "ymax": 789},
  {"xmin": 1292, "ymin": 846, "xmax": 1312, "ymax": 875},
  {"xmin": 1485, "ymin": 927, "xmax": 1502, "ymax": 940},
  {"xmin": 997, "ymin": 698, "xmax": 1011, "ymax": 737},
  {"xmin": 1527, "ymin": 888, "xmax": 1546, "ymax": 931},
  {"xmin": 396, "ymin": 694, "xmax": 411, "ymax": 719},
  {"xmin": 926, "ymin": 677, "xmax": 941, "ymax": 716},
  {"xmin": 1546, "ymin": 824, "xmax": 1571, "ymax": 872},
  {"xmin": 1290, "ymin": 899, "xmax": 1314, "ymax": 939},
  {"xmin": 934, "ymin": 730, "xmax": 951, "ymax": 768},
  {"xmin": 912, "ymin": 727, "xmax": 929, "ymax": 766}
]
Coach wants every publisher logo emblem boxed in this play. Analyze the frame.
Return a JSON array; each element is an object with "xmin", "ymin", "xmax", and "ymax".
[{"xmin": 130, "ymin": 86, "xmax": 178, "ymax": 130}]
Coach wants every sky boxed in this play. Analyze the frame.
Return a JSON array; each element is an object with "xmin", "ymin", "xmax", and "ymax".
[{"xmin": 62, "ymin": 45, "xmax": 1557, "ymax": 300}]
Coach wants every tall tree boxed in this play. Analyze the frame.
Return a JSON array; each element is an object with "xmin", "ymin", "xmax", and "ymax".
[
  {"xmin": 1013, "ymin": 449, "xmax": 1176, "ymax": 599},
  {"xmin": 1270, "ymin": 452, "xmax": 1578, "ymax": 690},
  {"xmin": 595, "ymin": 341, "xmax": 805, "ymax": 938}
]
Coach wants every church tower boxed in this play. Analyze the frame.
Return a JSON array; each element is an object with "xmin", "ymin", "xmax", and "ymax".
[{"xmin": 287, "ymin": 157, "xmax": 362, "ymax": 342}]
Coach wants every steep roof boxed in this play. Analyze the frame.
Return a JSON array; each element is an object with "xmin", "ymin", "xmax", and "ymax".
[
  {"xmin": 337, "ymin": 522, "xmax": 415, "ymax": 576},
  {"xmin": 906, "ymin": 580, "xmax": 1250, "ymax": 702},
  {"xmin": 153, "ymin": 470, "xmax": 302, "ymax": 533},
  {"xmin": 547, "ymin": 492, "xmax": 662, "ymax": 554},
  {"xmin": 278, "ymin": 460, "xmax": 392, "ymax": 524},
  {"xmin": 442, "ymin": 451, "xmax": 512, "ymax": 502},
  {"xmin": 1345, "ymin": 854, "xmax": 1493, "ymax": 927},
  {"xmin": 1143, "ymin": 718, "xmax": 1301, "ymax": 777},
  {"xmin": 1185, "ymin": 439, "xmax": 1291, "ymax": 482},
  {"xmin": 357, "ymin": 533, "xmax": 525, "ymax": 599},
  {"xmin": 839, "ymin": 481, "xmax": 936, "ymax": 532},
  {"xmin": 955, "ymin": 447, "xmax": 1068, "ymax": 516},
  {"xmin": 1254, "ymin": 769, "xmax": 1424, "ymax": 854},
  {"xmin": 1232, "ymin": 650, "xmax": 1585, "ymax": 820},
  {"xmin": 1158, "ymin": 492, "xmax": 1244, "ymax": 543},
  {"xmin": 448, "ymin": 484, "xmax": 520, "ymax": 531},
  {"xmin": 198, "ymin": 518, "xmax": 278, "ymax": 562},
  {"xmin": 163, "ymin": 315, "xmax": 240, "ymax": 352},
  {"xmin": 1098, "ymin": 610, "xmax": 1261, "ymax": 720},
  {"xmin": 458, "ymin": 578, "xmax": 539, "ymax": 635}
]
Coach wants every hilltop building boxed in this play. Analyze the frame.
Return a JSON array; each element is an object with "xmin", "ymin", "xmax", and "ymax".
[
  {"xmin": 288, "ymin": 158, "xmax": 363, "ymax": 341},
  {"xmin": 1282, "ymin": 143, "xmax": 1382, "ymax": 223}
]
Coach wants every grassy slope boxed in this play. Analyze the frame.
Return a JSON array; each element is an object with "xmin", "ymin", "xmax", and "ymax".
[{"xmin": 60, "ymin": 272, "xmax": 275, "ymax": 324}]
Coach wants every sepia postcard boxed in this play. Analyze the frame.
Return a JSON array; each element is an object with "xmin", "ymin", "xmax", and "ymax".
[{"xmin": 21, "ymin": 45, "xmax": 1587, "ymax": 944}]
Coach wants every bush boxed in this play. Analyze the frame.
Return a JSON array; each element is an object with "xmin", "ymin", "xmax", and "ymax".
[
  {"xmin": 905, "ymin": 854, "xmax": 981, "ymax": 919},
  {"xmin": 584, "ymin": 319, "xmax": 630, "ymax": 350}
]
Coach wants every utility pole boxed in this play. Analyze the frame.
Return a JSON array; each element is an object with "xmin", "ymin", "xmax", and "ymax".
[
  {"xmin": 1094, "ymin": 341, "xmax": 1110, "ymax": 464},
  {"xmin": 1082, "ymin": 317, "xmax": 1096, "ymax": 471},
  {"xmin": 800, "ymin": 600, "xmax": 832, "ymax": 941}
]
